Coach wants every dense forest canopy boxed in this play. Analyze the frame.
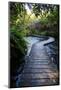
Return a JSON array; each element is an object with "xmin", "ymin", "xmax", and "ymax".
[{"xmin": 10, "ymin": 2, "xmax": 59, "ymax": 37}]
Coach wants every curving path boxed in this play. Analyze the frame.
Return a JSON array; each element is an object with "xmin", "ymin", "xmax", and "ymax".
[{"xmin": 16, "ymin": 37, "xmax": 59, "ymax": 87}]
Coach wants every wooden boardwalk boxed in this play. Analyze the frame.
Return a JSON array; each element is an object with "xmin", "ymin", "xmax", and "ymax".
[{"xmin": 16, "ymin": 42, "xmax": 59, "ymax": 87}]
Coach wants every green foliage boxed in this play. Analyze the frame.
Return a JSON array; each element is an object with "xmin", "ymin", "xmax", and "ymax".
[
  {"xmin": 10, "ymin": 29, "xmax": 27, "ymax": 55},
  {"xmin": 10, "ymin": 2, "xmax": 28, "ymax": 77},
  {"xmin": 10, "ymin": 2, "xmax": 27, "ymax": 53},
  {"xmin": 10, "ymin": 2, "xmax": 26, "ymax": 25},
  {"xmin": 39, "ymin": 5, "xmax": 59, "ymax": 38},
  {"xmin": 40, "ymin": 31, "xmax": 48, "ymax": 35},
  {"xmin": 10, "ymin": 28, "xmax": 27, "ymax": 76}
]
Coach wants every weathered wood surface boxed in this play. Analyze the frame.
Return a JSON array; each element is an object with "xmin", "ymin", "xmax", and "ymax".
[{"xmin": 16, "ymin": 42, "xmax": 58, "ymax": 87}]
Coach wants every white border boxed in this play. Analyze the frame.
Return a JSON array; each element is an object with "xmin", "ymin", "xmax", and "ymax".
[{"xmin": 0, "ymin": 0, "xmax": 61, "ymax": 90}]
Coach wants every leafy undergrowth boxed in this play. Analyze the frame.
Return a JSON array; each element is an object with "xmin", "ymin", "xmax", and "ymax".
[{"xmin": 10, "ymin": 29, "xmax": 27, "ymax": 76}]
